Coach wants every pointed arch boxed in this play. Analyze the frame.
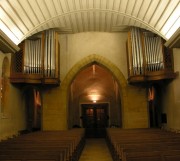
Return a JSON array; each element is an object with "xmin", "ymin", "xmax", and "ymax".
[{"xmin": 60, "ymin": 54, "xmax": 128, "ymax": 128}]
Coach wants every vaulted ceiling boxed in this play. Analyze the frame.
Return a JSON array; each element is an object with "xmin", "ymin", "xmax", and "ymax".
[
  {"xmin": 0, "ymin": 0, "xmax": 179, "ymax": 45},
  {"xmin": 71, "ymin": 64, "xmax": 118, "ymax": 103}
]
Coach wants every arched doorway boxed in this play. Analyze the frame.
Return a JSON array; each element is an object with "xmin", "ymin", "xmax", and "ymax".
[
  {"xmin": 58, "ymin": 54, "xmax": 127, "ymax": 128},
  {"xmin": 43, "ymin": 54, "xmax": 127, "ymax": 130},
  {"xmin": 69, "ymin": 63, "xmax": 122, "ymax": 137}
]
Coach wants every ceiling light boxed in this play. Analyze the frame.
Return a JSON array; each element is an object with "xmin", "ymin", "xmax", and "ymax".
[
  {"xmin": 165, "ymin": 17, "xmax": 180, "ymax": 39},
  {"xmin": 0, "ymin": 20, "xmax": 19, "ymax": 45},
  {"xmin": 162, "ymin": 4, "xmax": 180, "ymax": 40}
]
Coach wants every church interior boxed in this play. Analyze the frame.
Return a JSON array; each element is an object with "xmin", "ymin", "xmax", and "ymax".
[{"xmin": 0, "ymin": 0, "xmax": 180, "ymax": 160}]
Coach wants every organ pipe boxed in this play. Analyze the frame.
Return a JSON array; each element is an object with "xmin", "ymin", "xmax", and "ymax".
[
  {"xmin": 10, "ymin": 29, "xmax": 60, "ymax": 84},
  {"xmin": 130, "ymin": 28, "xmax": 144, "ymax": 75},
  {"xmin": 44, "ymin": 30, "xmax": 56, "ymax": 77},
  {"xmin": 128, "ymin": 27, "xmax": 165, "ymax": 77},
  {"xmin": 23, "ymin": 30, "xmax": 57, "ymax": 77},
  {"xmin": 144, "ymin": 34, "xmax": 164, "ymax": 72},
  {"xmin": 24, "ymin": 39, "xmax": 42, "ymax": 74}
]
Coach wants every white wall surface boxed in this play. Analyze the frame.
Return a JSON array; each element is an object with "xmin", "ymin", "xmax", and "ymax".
[{"xmin": 60, "ymin": 32, "xmax": 128, "ymax": 81}]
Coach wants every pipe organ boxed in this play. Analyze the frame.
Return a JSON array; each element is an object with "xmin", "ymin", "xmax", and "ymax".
[
  {"xmin": 10, "ymin": 30, "xmax": 60, "ymax": 85},
  {"xmin": 127, "ymin": 27, "xmax": 177, "ymax": 83}
]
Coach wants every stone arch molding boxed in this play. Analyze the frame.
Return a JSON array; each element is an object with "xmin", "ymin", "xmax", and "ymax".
[{"xmin": 60, "ymin": 54, "xmax": 128, "ymax": 128}]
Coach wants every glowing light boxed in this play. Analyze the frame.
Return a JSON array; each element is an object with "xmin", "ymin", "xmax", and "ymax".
[
  {"xmin": 0, "ymin": 20, "xmax": 19, "ymax": 45},
  {"xmin": 165, "ymin": 17, "xmax": 180, "ymax": 39},
  {"xmin": 162, "ymin": 4, "xmax": 180, "ymax": 40},
  {"xmin": 88, "ymin": 92, "xmax": 101, "ymax": 102}
]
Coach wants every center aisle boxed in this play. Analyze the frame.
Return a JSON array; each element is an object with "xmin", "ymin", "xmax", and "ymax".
[{"xmin": 79, "ymin": 138, "xmax": 113, "ymax": 161}]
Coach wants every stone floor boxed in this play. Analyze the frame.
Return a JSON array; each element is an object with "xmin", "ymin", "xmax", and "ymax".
[{"xmin": 79, "ymin": 138, "xmax": 113, "ymax": 161}]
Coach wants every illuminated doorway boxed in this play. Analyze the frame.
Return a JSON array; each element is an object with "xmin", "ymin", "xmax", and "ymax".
[{"xmin": 81, "ymin": 103, "xmax": 109, "ymax": 138}]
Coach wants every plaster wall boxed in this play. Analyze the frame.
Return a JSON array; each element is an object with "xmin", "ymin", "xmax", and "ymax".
[
  {"xmin": 162, "ymin": 48, "xmax": 180, "ymax": 131},
  {"xmin": 0, "ymin": 51, "xmax": 26, "ymax": 140},
  {"xmin": 43, "ymin": 32, "xmax": 148, "ymax": 130}
]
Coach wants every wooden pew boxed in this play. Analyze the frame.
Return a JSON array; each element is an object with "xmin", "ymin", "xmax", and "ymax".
[
  {"xmin": 0, "ymin": 129, "xmax": 85, "ymax": 161},
  {"xmin": 123, "ymin": 150, "xmax": 180, "ymax": 161},
  {"xmin": 106, "ymin": 128, "xmax": 180, "ymax": 161}
]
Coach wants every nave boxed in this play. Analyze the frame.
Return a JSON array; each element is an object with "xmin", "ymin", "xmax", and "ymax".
[
  {"xmin": 0, "ymin": 128, "xmax": 180, "ymax": 161},
  {"xmin": 79, "ymin": 139, "xmax": 113, "ymax": 161}
]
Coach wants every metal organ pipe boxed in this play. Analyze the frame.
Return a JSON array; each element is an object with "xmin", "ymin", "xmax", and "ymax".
[
  {"xmin": 51, "ymin": 31, "xmax": 55, "ymax": 77},
  {"xmin": 131, "ymin": 28, "xmax": 137, "ymax": 75},
  {"xmin": 48, "ymin": 30, "xmax": 51, "ymax": 77},
  {"xmin": 137, "ymin": 29, "xmax": 143, "ymax": 74},
  {"xmin": 129, "ymin": 28, "xmax": 165, "ymax": 77},
  {"xmin": 24, "ymin": 40, "xmax": 28, "ymax": 73},
  {"xmin": 130, "ymin": 28, "xmax": 143, "ymax": 75},
  {"xmin": 44, "ymin": 31, "xmax": 48, "ymax": 76},
  {"xmin": 144, "ymin": 34, "xmax": 164, "ymax": 72},
  {"xmin": 24, "ymin": 38, "xmax": 42, "ymax": 75},
  {"xmin": 23, "ymin": 30, "xmax": 57, "ymax": 80},
  {"xmin": 44, "ymin": 30, "xmax": 56, "ymax": 77}
]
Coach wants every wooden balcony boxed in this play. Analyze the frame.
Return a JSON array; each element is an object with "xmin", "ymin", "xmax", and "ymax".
[
  {"xmin": 10, "ymin": 30, "xmax": 60, "ymax": 85},
  {"xmin": 126, "ymin": 27, "xmax": 178, "ymax": 84}
]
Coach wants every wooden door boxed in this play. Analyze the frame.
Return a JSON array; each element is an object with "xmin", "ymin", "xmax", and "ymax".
[{"xmin": 81, "ymin": 103, "xmax": 108, "ymax": 138}]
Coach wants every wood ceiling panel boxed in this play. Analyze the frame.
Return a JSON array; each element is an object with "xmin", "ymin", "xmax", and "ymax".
[
  {"xmin": 1, "ymin": 1, "xmax": 27, "ymax": 34},
  {"xmin": 128, "ymin": 18, "xmax": 136, "ymax": 26},
  {"xmin": 71, "ymin": 13, "xmax": 79, "ymax": 32},
  {"xmin": 123, "ymin": 16, "xmax": 130, "ymax": 26},
  {"xmin": 137, "ymin": 0, "xmax": 151, "ymax": 20},
  {"xmin": 76, "ymin": 12, "xmax": 83, "ymax": 32},
  {"xmin": 74, "ymin": 0, "xmax": 81, "ymax": 10},
  {"xmin": 0, "ymin": 7, "xmax": 23, "ymax": 38},
  {"xmin": 101, "ymin": 12, "xmax": 106, "ymax": 31},
  {"xmin": 95, "ymin": 12, "xmax": 100, "ymax": 31},
  {"xmin": 87, "ymin": 0, "xmax": 93, "ymax": 9},
  {"xmin": 79, "ymin": 12, "xmax": 85, "ymax": 32},
  {"xmin": 29, "ymin": 2, "xmax": 47, "ymax": 32},
  {"xmin": 144, "ymin": 0, "xmax": 160, "ymax": 23},
  {"xmin": 131, "ymin": 0, "xmax": 143, "ymax": 17},
  {"xmin": 45, "ymin": 0, "xmax": 58, "ymax": 17},
  {"xmin": 82, "ymin": 12, "xmax": 89, "ymax": 31},
  {"xmin": 149, "ymin": 0, "xmax": 170, "ymax": 28},
  {"xmin": 7, "ymin": 1, "xmax": 33, "ymax": 30},
  {"xmin": 19, "ymin": 0, "xmax": 39, "ymax": 26},
  {"xmin": 106, "ymin": 13, "xmax": 112, "ymax": 31},
  {"xmin": 156, "ymin": 0, "xmax": 179, "ymax": 32},
  {"xmin": 126, "ymin": 0, "xmax": 136, "ymax": 15},
  {"xmin": 0, "ymin": 0, "xmax": 179, "ymax": 44},
  {"xmin": 113, "ymin": 0, "xmax": 121, "ymax": 11},
  {"xmin": 60, "ymin": 0, "xmax": 69, "ymax": 13},
  {"xmin": 116, "ymin": 15, "xmax": 124, "ymax": 26},
  {"xmin": 89, "ymin": 11, "xmax": 94, "ymax": 31},
  {"xmin": 80, "ymin": 0, "xmax": 87, "ymax": 10},
  {"xmin": 119, "ymin": 0, "xmax": 128, "ymax": 13},
  {"xmin": 100, "ymin": 0, "xmax": 108, "ymax": 10},
  {"xmin": 66, "ymin": 0, "xmax": 75, "ymax": 12},
  {"xmin": 53, "ymin": 0, "xmax": 63, "ymax": 15},
  {"xmin": 108, "ymin": 0, "xmax": 116, "ymax": 11}
]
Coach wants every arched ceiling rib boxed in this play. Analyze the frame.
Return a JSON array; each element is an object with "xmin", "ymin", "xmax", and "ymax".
[{"xmin": 0, "ymin": 0, "xmax": 179, "ymax": 45}]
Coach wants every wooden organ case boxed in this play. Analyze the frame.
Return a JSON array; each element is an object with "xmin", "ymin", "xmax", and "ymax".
[
  {"xmin": 10, "ymin": 30, "xmax": 60, "ymax": 85},
  {"xmin": 127, "ymin": 27, "xmax": 178, "ymax": 83}
]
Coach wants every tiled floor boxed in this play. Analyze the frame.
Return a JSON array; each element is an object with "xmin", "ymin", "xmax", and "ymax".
[{"xmin": 79, "ymin": 138, "xmax": 113, "ymax": 161}]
